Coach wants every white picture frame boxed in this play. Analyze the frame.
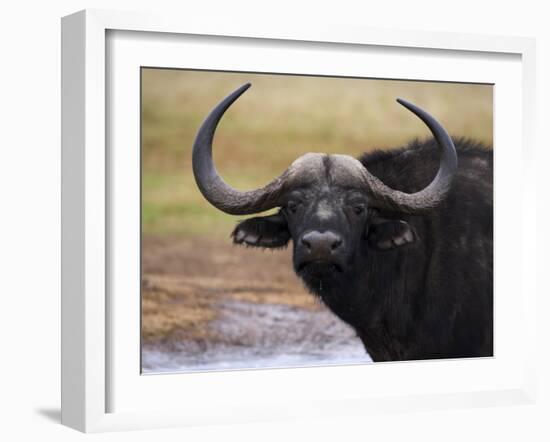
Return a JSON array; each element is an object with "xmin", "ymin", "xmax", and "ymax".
[{"xmin": 61, "ymin": 9, "xmax": 537, "ymax": 433}]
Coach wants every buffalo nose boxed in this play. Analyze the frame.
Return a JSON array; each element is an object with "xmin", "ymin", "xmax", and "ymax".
[{"xmin": 300, "ymin": 231, "xmax": 343, "ymax": 258}]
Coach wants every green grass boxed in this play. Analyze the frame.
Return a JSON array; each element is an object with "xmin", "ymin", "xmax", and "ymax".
[
  {"xmin": 142, "ymin": 172, "xmax": 279, "ymax": 237},
  {"xmin": 141, "ymin": 69, "xmax": 493, "ymax": 238}
]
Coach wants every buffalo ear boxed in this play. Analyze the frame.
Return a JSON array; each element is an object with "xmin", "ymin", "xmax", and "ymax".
[
  {"xmin": 232, "ymin": 212, "xmax": 290, "ymax": 248},
  {"xmin": 367, "ymin": 214, "xmax": 417, "ymax": 250}
]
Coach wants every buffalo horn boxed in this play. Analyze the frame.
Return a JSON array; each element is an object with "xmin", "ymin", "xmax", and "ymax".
[
  {"xmin": 361, "ymin": 98, "xmax": 458, "ymax": 213},
  {"xmin": 192, "ymin": 83, "xmax": 289, "ymax": 215}
]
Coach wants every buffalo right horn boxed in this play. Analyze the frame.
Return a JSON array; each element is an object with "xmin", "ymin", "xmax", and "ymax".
[{"xmin": 192, "ymin": 83, "xmax": 289, "ymax": 215}]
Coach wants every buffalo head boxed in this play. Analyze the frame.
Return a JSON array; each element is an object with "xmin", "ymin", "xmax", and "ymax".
[{"xmin": 192, "ymin": 83, "xmax": 457, "ymax": 293}]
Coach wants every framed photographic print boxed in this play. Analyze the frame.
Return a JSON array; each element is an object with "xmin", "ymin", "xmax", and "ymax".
[{"xmin": 61, "ymin": 9, "xmax": 537, "ymax": 433}]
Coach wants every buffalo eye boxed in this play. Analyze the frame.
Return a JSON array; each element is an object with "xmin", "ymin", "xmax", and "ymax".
[
  {"xmin": 353, "ymin": 204, "xmax": 365, "ymax": 215},
  {"xmin": 346, "ymin": 192, "xmax": 367, "ymax": 216},
  {"xmin": 287, "ymin": 201, "xmax": 299, "ymax": 214}
]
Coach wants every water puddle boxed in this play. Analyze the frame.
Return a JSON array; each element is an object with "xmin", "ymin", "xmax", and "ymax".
[{"xmin": 142, "ymin": 300, "xmax": 372, "ymax": 374}]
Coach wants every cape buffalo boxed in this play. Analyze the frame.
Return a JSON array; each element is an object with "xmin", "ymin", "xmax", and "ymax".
[{"xmin": 192, "ymin": 83, "xmax": 493, "ymax": 362}]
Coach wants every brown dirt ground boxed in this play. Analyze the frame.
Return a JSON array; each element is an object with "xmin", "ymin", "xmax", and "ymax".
[{"xmin": 141, "ymin": 235, "xmax": 323, "ymax": 349}]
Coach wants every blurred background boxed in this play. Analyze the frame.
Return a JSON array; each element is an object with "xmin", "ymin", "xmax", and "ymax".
[{"xmin": 141, "ymin": 69, "xmax": 493, "ymax": 373}]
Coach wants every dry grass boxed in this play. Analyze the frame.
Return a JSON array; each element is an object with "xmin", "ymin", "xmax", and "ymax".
[{"xmin": 141, "ymin": 236, "xmax": 319, "ymax": 346}]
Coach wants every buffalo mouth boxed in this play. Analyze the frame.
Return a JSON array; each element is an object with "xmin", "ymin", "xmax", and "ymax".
[{"xmin": 296, "ymin": 259, "xmax": 344, "ymax": 275}]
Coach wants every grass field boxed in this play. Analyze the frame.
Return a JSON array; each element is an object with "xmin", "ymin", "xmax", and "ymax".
[{"xmin": 141, "ymin": 69, "xmax": 493, "ymax": 238}]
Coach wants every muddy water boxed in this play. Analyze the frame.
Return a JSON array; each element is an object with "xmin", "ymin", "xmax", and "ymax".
[
  {"xmin": 142, "ymin": 236, "xmax": 373, "ymax": 374},
  {"xmin": 142, "ymin": 300, "xmax": 372, "ymax": 374}
]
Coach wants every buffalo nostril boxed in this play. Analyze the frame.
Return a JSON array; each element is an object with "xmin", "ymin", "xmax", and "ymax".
[{"xmin": 301, "ymin": 231, "xmax": 342, "ymax": 256}]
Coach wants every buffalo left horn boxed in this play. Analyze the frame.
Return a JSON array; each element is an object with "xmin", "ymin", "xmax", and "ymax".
[{"xmin": 360, "ymin": 98, "xmax": 458, "ymax": 213}]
